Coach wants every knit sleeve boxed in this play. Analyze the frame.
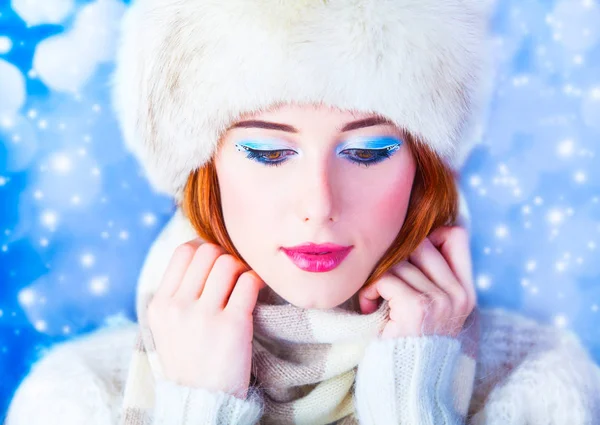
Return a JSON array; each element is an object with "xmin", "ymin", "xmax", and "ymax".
[
  {"xmin": 352, "ymin": 308, "xmax": 600, "ymax": 425},
  {"xmin": 152, "ymin": 379, "xmax": 263, "ymax": 425},
  {"xmin": 3, "ymin": 324, "xmax": 139, "ymax": 425},
  {"xmin": 354, "ymin": 335, "xmax": 470, "ymax": 425},
  {"xmin": 467, "ymin": 308, "xmax": 600, "ymax": 425}
]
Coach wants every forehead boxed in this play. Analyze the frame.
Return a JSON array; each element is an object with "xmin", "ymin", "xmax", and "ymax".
[{"xmin": 227, "ymin": 102, "xmax": 403, "ymax": 138}]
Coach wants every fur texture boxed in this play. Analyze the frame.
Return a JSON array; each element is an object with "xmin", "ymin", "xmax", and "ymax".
[{"xmin": 111, "ymin": 0, "xmax": 494, "ymax": 200}]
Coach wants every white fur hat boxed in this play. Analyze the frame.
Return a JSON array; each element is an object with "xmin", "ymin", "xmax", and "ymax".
[{"xmin": 111, "ymin": 0, "xmax": 494, "ymax": 202}]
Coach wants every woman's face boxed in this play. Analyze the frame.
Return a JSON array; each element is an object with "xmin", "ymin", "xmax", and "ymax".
[{"xmin": 214, "ymin": 103, "xmax": 417, "ymax": 309}]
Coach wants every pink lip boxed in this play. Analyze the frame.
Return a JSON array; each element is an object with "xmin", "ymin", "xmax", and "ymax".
[{"xmin": 281, "ymin": 243, "xmax": 353, "ymax": 272}]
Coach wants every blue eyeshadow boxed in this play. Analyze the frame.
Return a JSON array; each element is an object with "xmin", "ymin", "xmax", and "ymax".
[{"xmin": 335, "ymin": 136, "xmax": 403, "ymax": 154}]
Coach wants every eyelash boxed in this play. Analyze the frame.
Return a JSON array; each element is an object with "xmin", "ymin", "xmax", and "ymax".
[{"xmin": 239, "ymin": 145, "xmax": 400, "ymax": 168}]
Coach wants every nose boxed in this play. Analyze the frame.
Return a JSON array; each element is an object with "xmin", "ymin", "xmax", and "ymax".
[{"xmin": 297, "ymin": 159, "xmax": 338, "ymax": 224}]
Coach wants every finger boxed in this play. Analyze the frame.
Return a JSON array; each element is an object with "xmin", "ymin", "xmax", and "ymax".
[
  {"xmin": 358, "ymin": 281, "xmax": 383, "ymax": 315},
  {"xmin": 363, "ymin": 275, "xmax": 429, "ymax": 337},
  {"xmin": 225, "ymin": 270, "xmax": 266, "ymax": 316},
  {"xmin": 427, "ymin": 226, "xmax": 477, "ymax": 308},
  {"xmin": 197, "ymin": 254, "xmax": 249, "ymax": 313},
  {"xmin": 155, "ymin": 238, "xmax": 204, "ymax": 300},
  {"xmin": 358, "ymin": 273, "xmax": 420, "ymax": 315},
  {"xmin": 408, "ymin": 235, "xmax": 466, "ymax": 306},
  {"xmin": 389, "ymin": 260, "xmax": 447, "ymax": 299},
  {"xmin": 173, "ymin": 243, "xmax": 227, "ymax": 302},
  {"xmin": 389, "ymin": 261, "xmax": 460, "ymax": 333}
]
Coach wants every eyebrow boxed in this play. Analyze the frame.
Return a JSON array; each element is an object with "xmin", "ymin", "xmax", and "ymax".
[{"xmin": 228, "ymin": 116, "xmax": 395, "ymax": 133}]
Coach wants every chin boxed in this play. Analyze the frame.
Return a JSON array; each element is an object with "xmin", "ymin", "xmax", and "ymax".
[
  {"xmin": 292, "ymin": 292, "xmax": 352, "ymax": 311},
  {"xmin": 264, "ymin": 269, "xmax": 360, "ymax": 310},
  {"xmin": 286, "ymin": 295, "xmax": 325, "ymax": 310}
]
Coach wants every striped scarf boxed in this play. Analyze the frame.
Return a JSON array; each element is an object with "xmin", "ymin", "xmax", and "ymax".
[{"xmin": 120, "ymin": 277, "xmax": 480, "ymax": 425}]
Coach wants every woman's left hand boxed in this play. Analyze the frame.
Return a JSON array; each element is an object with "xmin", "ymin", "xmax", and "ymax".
[{"xmin": 357, "ymin": 226, "xmax": 477, "ymax": 340}]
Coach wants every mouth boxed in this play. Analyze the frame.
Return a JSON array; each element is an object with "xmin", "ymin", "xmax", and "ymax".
[{"xmin": 280, "ymin": 244, "xmax": 353, "ymax": 273}]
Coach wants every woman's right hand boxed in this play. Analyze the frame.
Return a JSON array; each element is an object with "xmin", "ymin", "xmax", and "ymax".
[{"xmin": 146, "ymin": 239, "xmax": 266, "ymax": 399}]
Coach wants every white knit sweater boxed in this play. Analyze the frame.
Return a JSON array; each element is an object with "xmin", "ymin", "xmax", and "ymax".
[
  {"xmin": 4, "ymin": 307, "xmax": 600, "ymax": 425},
  {"xmin": 5, "ymin": 211, "xmax": 600, "ymax": 425}
]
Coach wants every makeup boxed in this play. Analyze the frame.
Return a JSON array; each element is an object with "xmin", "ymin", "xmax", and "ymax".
[
  {"xmin": 234, "ymin": 140, "xmax": 293, "ymax": 152},
  {"xmin": 235, "ymin": 135, "xmax": 403, "ymax": 167},
  {"xmin": 235, "ymin": 136, "xmax": 403, "ymax": 153},
  {"xmin": 281, "ymin": 245, "xmax": 353, "ymax": 272},
  {"xmin": 235, "ymin": 139, "xmax": 296, "ymax": 167},
  {"xmin": 334, "ymin": 135, "xmax": 402, "ymax": 155}
]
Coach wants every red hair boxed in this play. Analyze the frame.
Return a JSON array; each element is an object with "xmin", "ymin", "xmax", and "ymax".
[{"xmin": 181, "ymin": 133, "xmax": 459, "ymax": 289}]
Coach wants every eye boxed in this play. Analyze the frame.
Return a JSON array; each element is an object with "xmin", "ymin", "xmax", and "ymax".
[
  {"xmin": 238, "ymin": 145, "xmax": 295, "ymax": 167},
  {"xmin": 354, "ymin": 150, "xmax": 377, "ymax": 160},
  {"xmin": 341, "ymin": 144, "xmax": 400, "ymax": 167},
  {"xmin": 236, "ymin": 142, "xmax": 401, "ymax": 168}
]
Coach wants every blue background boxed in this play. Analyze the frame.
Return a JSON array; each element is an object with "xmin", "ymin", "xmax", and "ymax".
[{"xmin": 1, "ymin": 0, "xmax": 599, "ymax": 420}]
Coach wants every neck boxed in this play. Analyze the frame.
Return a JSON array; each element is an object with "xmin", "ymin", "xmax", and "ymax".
[{"xmin": 257, "ymin": 285, "xmax": 363, "ymax": 313}]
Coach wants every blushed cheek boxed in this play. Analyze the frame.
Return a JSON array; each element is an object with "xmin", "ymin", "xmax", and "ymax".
[
  {"xmin": 221, "ymin": 185, "xmax": 254, "ymax": 229},
  {"xmin": 369, "ymin": 174, "xmax": 414, "ymax": 234},
  {"xmin": 217, "ymin": 169, "xmax": 251, "ymax": 236},
  {"xmin": 218, "ymin": 172, "xmax": 277, "ymax": 250}
]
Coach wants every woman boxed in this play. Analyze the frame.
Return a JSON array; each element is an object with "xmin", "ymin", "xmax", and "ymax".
[{"xmin": 5, "ymin": 0, "xmax": 600, "ymax": 424}]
